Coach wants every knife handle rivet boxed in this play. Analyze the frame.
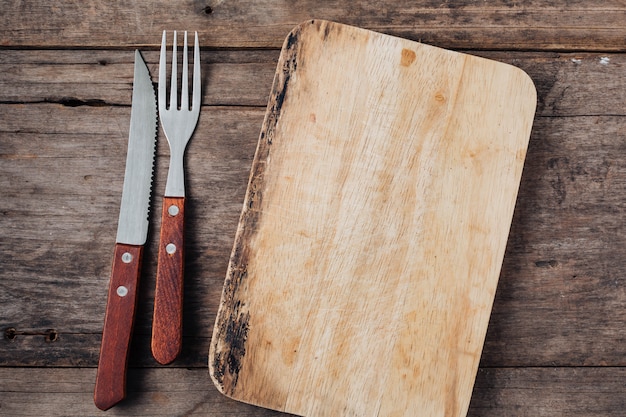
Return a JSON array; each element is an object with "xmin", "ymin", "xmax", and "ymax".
[
  {"xmin": 121, "ymin": 252, "xmax": 133, "ymax": 263},
  {"xmin": 116, "ymin": 286, "xmax": 129, "ymax": 297},
  {"xmin": 166, "ymin": 243, "xmax": 177, "ymax": 254},
  {"xmin": 168, "ymin": 204, "xmax": 180, "ymax": 216}
]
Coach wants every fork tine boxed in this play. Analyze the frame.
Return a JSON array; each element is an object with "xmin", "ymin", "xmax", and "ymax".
[
  {"xmin": 192, "ymin": 31, "xmax": 201, "ymax": 112},
  {"xmin": 169, "ymin": 31, "xmax": 178, "ymax": 111},
  {"xmin": 158, "ymin": 31, "xmax": 167, "ymax": 112},
  {"xmin": 181, "ymin": 31, "xmax": 189, "ymax": 111}
]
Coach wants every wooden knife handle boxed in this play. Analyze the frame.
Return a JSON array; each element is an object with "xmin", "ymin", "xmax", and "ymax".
[
  {"xmin": 152, "ymin": 196, "xmax": 185, "ymax": 365},
  {"xmin": 94, "ymin": 243, "xmax": 143, "ymax": 411}
]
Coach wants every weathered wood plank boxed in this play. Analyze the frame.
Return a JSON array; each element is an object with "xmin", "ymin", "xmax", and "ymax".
[
  {"xmin": 0, "ymin": 50, "xmax": 277, "ymax": 107},
  {"xmin": 0, "ymin": 367, "xmax": 625, "ymax": 416},
  {"xmin": 469, "ymin": 367, "xmax": 626, "ymax": 416},
  {"xmin": 1, "ymin": 1, "xmax": 626, "ymax": 51},
  {"xmin": 1, "ymin": 50, "xmax": 624, "ymax": 118},
  {"xmin": 0, "ymin": 105, "xmax": 262, "ymax": 367},
  {"xmin": 1, "ymin": 1, "xmax": 624, "ymax": 414},
  {"xmin": 0, "ymin": 368, "xmax": 293, "ymax": 416},
  {"xmin": 2, "ymin": 47, "xmax": 626, "ymax": 379},
  {"xmin": 2, "ymin": 100, "xmax": 626, "ymax": 369},
  {"xmin": 482, "ymin": 113, "xmax": 626, "ymax": 367}
]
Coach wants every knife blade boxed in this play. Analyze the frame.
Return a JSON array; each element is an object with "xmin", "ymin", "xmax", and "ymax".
[{"xmin": 94, "ymin": 50, "xmax": 157, "ymax": 411}]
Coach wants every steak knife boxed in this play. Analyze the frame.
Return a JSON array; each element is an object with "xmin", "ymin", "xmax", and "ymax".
[{"xmin": 94, "ymin": 50, "xmax": 157, "ymax": 411}]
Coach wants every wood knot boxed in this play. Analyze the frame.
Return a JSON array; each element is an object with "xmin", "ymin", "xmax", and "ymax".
[
  {"xmin": 4, "ymin": 327, "xmax": 17, "ymax": 341},
  {"xmin": 400, "ymin": 48, "xmax": 416, "ymax": 67}
]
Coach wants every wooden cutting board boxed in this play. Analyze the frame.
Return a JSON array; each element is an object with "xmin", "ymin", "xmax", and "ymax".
[{"xmin": 210, "ymin": 20, "xmax": 536, "ymax": 417}]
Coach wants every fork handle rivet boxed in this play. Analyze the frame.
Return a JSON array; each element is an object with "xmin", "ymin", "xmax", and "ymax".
[
  {"xmin": 166, "ymin": 243, "xmax": 177, "ymax": 254},
  {"xmin": 121, "ymin": 252, "xmax": 133, "ymax": 263},
  {"xmin": 168, "ymin": 204, "xmax": 180, "ymax": 216}
]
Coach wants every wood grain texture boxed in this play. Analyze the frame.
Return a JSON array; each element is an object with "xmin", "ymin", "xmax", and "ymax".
[
  {"xmin": 3, "ymin": 109, "xmax": 626, "ymax": 370},
  {"xmin": 1, "ymin": 368, "xmax": 295, "ymax": 417},
  {"xmin": 1, "ymin": 1, "xmax": 626, "ymax": 51},
  {"xmin": 3, "ymin": 367, "xmax": 626, "ymax": 416},
  {"xmin": 210, "ymin": 20, "xmax": 536, "ymax": 416},
  {"xmin": 2, "ymin": 50, "xmax": 624, "ymax": 117},
  {"xmin": 2, "ymin": 1, "xmax": 626, "ymax": 414},
  {"xmin": 0, "ymin": 49, "xmax": 277, "ymax": 107},
  {"xmin": 152, "ymin": 196, "xmax": 185, "ymax": 365}
]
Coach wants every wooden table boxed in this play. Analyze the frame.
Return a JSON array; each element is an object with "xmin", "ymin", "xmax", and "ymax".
[{"xmin": 1, "ymin": 2, "xmax": 625, "ymax": 416}]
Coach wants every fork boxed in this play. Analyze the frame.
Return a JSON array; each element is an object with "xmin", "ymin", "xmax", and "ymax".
[{"xmin": 152, "ymin": 30, "xmax": 201, "ymax": 365}]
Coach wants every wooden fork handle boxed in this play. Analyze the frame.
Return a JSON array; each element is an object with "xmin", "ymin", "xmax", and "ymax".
[
  {"xmin": 152, "ymin": 196, "xmax": 185, "ymax": 365},
  {"xmin": 94, "ymin": 243, "xmax": 143, "ymax": 411}
]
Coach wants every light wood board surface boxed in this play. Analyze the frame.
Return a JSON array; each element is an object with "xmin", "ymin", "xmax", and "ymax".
[{"xmin": 210, "ymin": 20, "xmax": 536, "ymax": 416}]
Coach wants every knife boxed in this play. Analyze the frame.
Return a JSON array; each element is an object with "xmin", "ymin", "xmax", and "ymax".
[{"xmin": 94, "ymin": 50, "xmax": 157, "ymax": 411}]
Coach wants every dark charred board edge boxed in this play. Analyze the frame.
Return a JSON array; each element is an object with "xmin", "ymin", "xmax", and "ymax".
[{"xmin": 208, "ymin": 21, "xmax": 304, "ymax": 398}]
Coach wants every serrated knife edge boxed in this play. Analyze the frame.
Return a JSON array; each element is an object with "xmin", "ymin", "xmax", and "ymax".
[{"xmin": 116, "ymin": 49, "xmax": 158, "ymax": 245}]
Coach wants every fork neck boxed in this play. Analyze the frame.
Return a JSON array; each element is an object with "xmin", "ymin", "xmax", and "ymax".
[{"xmin": 164, "ymin": 150, "xmax": 186, "ymax": 197}]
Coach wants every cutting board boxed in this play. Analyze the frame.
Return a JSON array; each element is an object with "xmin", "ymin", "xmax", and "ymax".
[{"xmin": 210, "ymin": 20, "xmax": 536, "ymax": 417}]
